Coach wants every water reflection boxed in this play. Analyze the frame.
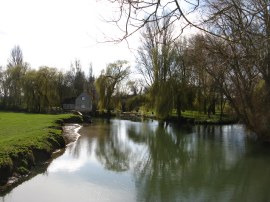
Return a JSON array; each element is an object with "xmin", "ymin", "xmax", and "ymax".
[
  {"xmin": 85, "ymin": 120, "xmax": 270, "ymax": 202},
  {"xmin": 2, "ymin": 119, "xmax": 270, "ymax": 202},
  {"xmin": 129, "ymin": 123, "xmax": 270, "ymax": 202}
]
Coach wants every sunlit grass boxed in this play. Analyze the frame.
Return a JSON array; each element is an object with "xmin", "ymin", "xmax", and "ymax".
[
  {"xmin": 0, "ymin": 112, "xmax": 73, "ymax": 165},
  {"xmin": 178, "ymin": 110, "xmax": 235, "ymax": 123},
  {"xmin": 137, "ymin": 108, "xmax": 235, "ymax": 123}
]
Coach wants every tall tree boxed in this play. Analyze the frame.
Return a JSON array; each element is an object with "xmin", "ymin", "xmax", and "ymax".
[
  {"xmin": 73, "ymin": 59, "xmax": 86, "ymax": 96},
  {"xmin": 137, "ymin": 16, "xmax": 186, "ymax": 119},
  {"xmin": 85, "ymin": 63, "xmax": 97, "ymax": 113},
  {"xmin": 203, "ymin": 0, "xmax": 270, "ymax": 139},
  {"xmin": 5, "ymin": 46, "xmax": 28, "ymax": 109},
  {"xmin": 35, "ymin": 67, "xmax": 60, "ymax": 112},
  {"xmin": 95, "ymin": 60, "xmax": 130, "ymax": 115},
  {"xmin": 185, "ymin": 35, "xmax": 219, "ymax": 116},
  {"xmin": 22, "ymin": 69, "xmax": 40, "ymax": 112},
  {"xmin": 8, "ymin": 45, "xmax": 23, "ymax": 67}
]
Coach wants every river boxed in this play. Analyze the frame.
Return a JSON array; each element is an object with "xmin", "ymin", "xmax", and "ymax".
[{"xmin": 1, "ymin": 119, "xmax": 270, "ymax": 202}]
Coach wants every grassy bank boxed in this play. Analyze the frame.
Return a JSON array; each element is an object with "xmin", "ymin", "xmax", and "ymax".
[
  {"xmin": 179, "ymin": 110, "xmax": 237, "ymax": 124},
  {"xmin": 119, "ymin": 110, "xmax": 237, "ymax": 124},
  {"xmin": 0, "ymin": 112, "xmax": 81, "ymax": 185}
]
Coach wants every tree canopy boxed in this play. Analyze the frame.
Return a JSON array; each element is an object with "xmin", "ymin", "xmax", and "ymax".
[
  {"xmin": 95, "ymin": 60, "xmax": 130, "ymax": 114},
  {"xmin": 102, "ymin": 0, "xmax": 270, "ymax": 140}
]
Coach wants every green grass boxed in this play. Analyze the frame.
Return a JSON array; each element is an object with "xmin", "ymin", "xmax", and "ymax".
[
  {"xmin": 0, "ymin": 112, "xmax": 72, "ymax": 151},
  {"xmin": 181, "ymin": 110, "xmax": 219, "ymax": 120},
  {"xmin": 137, "ymin": 108, "xmax": 236, "ymax": 123},
  {"xmin": 0, "ymin": 112, "xmax": 74, "ymax": 180},
  {"xmin": 179, "ymin": 110, "xmax": 236, "ymax": 123}
]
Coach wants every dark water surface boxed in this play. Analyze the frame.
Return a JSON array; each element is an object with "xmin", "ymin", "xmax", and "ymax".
[{"xmin": 1, "ymin": 119, "xmax": 270, "ymax": 202}]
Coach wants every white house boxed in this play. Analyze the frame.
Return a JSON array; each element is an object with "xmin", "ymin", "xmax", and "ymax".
[{"xmin": 63, "ymin": 92, "xmax": 92, "ymax": 113}]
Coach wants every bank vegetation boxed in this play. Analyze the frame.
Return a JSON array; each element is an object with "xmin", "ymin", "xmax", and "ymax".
[{"xmin": 0, "ymin": 112, "xmax": 82, "ymax": 187}]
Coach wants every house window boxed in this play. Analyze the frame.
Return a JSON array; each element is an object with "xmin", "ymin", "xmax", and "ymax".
[
  {"xmin": 81, "ymin": 96, "xmax": 86, "ymax": 101},
  {"xmin": 81, "ymin": 104, "xmax": 86, "ymax": 109}
]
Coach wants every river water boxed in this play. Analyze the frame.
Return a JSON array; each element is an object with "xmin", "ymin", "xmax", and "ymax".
[{"xmin": 1, "ymin": 119, "xmax": 270, "ymax": 202}]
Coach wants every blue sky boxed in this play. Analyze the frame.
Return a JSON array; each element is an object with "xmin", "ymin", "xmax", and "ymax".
[{"xmin": 0, "ymin": 0, "xmax": 137, "ymax": 76}]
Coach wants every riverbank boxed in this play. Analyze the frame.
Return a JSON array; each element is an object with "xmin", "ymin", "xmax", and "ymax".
[
  {"xmin": 118, "ymin": 110, "xmax": 238, "ymax": 125},
  {"xmin": 0, "ymin": 112, "xmax": 83, "ymax": 191}
]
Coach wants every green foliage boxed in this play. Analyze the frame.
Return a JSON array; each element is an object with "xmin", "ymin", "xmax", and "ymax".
[
  {"xmin": 38, "ymin": 67, "xmax": 60, "ymax": 106},
  {"xmin": 179, "ymin": 110, "xmax": 236, "ymax": 124},
  {"xmin": 136, "ymin": 17, "xmax": 198, "ymax": 120},
  {"xmin": 126, "ymin": 95, "xmax": 146, "ymax": 112},
  {"xmin": 95, "ymin": 60, "xmax": 130, "ymax": 113},
  {"xmin": 154, "ymin": 81, "xmax": 174, "ymax": 119},
  {"xmin": 17, "ymin": 166, "xmax": 29, "ymax": 175}
]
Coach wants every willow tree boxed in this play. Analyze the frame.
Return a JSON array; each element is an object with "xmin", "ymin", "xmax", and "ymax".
[
  {"xmin": 23, "ymin": 69, "xmax": 39, "ymax": 112},
  {"xmin": 136, "ymin": 15, "xmax": 190, "ymax": 119},
  {"xmin": 34, "ymin": 67, "xmax": 60, "ymax": 112},
  {"xmin": 95, "ymin": 60, "xmax": 130, "ymax": 115}
]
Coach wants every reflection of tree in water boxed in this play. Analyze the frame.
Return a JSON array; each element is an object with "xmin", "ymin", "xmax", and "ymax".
[
  {"xmin": 94, "ymin": 120, "xmax": 132, "ymax": 172},
  {"xmin": 65, "ymin": 121, "xmax": 132, "ymax": 172},
  {"xmin": 69, "ymin": 120, "xmax": 270, "ymax": 201},
  {"xmin": 95, "ymin": 136, "xmax": 131, "ymax": 172},
  {"xmin": 129, "ymin": 123, "xmax": 194, "ymax": 201},
  {"xmin": 130, "ymin": 123, "xmax": 270, "ymax": 202}
]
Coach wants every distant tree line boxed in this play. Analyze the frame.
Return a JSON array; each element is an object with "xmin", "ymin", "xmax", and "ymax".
[{"xmin": 0, "ymin": 46, "xmax": 95, "ymax": 113}]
